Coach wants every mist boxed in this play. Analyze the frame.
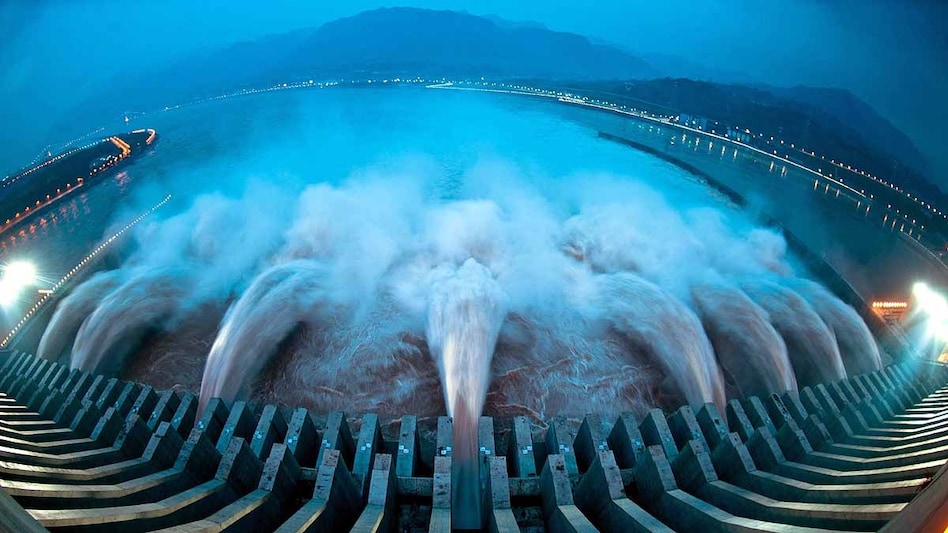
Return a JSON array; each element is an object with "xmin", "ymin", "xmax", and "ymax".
[
  {"xmin": 0, "ymin": 12, "xmax": 924, "ymax": 529},
  {"xmin": 36, "ymin": 90, "xmax": 883, "ymax": 422}
]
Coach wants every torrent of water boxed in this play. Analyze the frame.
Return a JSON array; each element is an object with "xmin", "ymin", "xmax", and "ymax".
[
  {"xmin": 425, "ymin": 258, "xmax": 507, "ymax": 529},
  {"xmin": 71, "ymin": 270, "xmax": 188, "ymax": 374},
  {"xmin": 691, "ymin": 284, "xmax": 797, "ymax": 396},
  {"xmin": 598, "ymin": 272, "xmax": 726, "ymax": 410},
  {"xmin": 38, "ymin": 271, "xmax": 120, "ymax": 364},
  {"xmin": 197, "ymin": 260, "xmax": 327, "ymax": 417},
  {"xmin": 743, "ymin": 280, "xmax": 848, "ymax": 386},
  {"xmin": 41, "ymin": 158, "xmax": 885, "ymax": 473},
  {"xmin": 794, "ymin": 280, "xmax": 882, "ymax": 375}
]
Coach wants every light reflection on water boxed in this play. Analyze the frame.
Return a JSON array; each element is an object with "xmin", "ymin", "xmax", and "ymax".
[{"xmin": 539, "ymin": 98, "xmax": 948, "ymax": 297}]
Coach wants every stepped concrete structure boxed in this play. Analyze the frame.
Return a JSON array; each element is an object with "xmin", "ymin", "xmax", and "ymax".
[{"xmin": 0, "ymin": 349, "xmax": 947, "ymax": 532}]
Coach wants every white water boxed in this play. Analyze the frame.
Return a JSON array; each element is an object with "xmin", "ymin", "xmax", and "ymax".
[
  {"xmin": 795, "ymin": 280, "xmax": 882, "ymax": 375},
  {"xmin": 71, "ymin": 269, "xmax": 188, "ymax": 373},
  {"xmin": 38, "ymin": 89, "xmax": 884, "ymax": 433},
  {"xmin": 426, "ymin": 258, "xmax": 506, "ymax": 528},
  {"xmin": 743, "ymin": 280, "xmax": 848, "ymax": 386},
  {"xmin": 598, "ymin": 273, "xmax": 726, "ymax": 410},
  {"xmin": 38, "ymin": 271, "xmax": 120, "ymax": 364},
  {"xmin": 692, "ymin": 284, "xmax": 797, "ymax": 396},
  {"xmin": 197, "ymin": 260, "xmax": 327, "ymax": 416}
]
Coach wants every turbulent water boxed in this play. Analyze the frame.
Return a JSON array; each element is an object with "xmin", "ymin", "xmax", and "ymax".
[
  {"xmin": 598, "ymin": 273, "xmax": 725, "ymax": 410},
  {"xmin": 38, "ymin": 271, "xmax": 121, "ymax": 364},
  {"xmin": 71, "ymin": 269, "xmax": 189, "ymax": 373},
  {"xmin": 426, "ymin": 259, "xmax": 506, "ymax": 527},
  {"xmin": 691, "ymin": 284, "xmax": 796, "ymax": 397},
  {"xmin": 37, "ymin": 88, "xmax": 883, "ymax": 432},
  {"xmin": 742, "ymin": 281, "xmax": 848, "ymax": 386},
  {"xmin": 794, "ymin": 280, "xmax": 882, "ymax": 375},
  {"xmin": 198, "ymin": 260, "xmax": 329, "ymax": 416}
]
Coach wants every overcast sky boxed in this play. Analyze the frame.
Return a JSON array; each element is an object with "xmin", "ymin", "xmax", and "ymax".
[{"xmin": 2, "ymin": 0, "xmax": 946, "ymax": 181}]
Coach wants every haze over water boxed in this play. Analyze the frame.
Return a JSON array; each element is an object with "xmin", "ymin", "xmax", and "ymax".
[
  {"xmin": 23, "ymin": 87, "xmax": 882, "ymax": 414},
  {"xmin": 17, "ymin": 86, "xmax": 897, "ymax": 526}
]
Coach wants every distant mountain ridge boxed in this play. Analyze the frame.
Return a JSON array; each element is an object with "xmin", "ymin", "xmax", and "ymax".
[
  {"xmin": 125, "ymin": 7, "xmax": 655, "ymax": 103},
  {"xmin": 543, "ymin": 77, "xmax": 939, "ymax": 199},
  {"xmin": 764, "ymin": 85, "xmax": 930, "ymax": 177},
  {"xmin": 82, "ymin": 7, "xmax": 931, "ymax": 188}
]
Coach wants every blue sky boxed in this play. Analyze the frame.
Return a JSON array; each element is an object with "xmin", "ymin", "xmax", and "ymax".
[{"xmin": 1, "ymin": 0, "xmax": 946, "ymax": 181}]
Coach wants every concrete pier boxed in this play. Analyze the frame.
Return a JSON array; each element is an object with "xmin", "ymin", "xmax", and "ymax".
[{"xmin": 1, "ymin": 350, "xmax": 947, "ymax": 531}]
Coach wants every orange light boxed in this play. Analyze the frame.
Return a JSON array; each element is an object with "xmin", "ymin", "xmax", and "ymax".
[{"xmin": 871, "ymin": 301, "xmax": 908, "ymax": 309}]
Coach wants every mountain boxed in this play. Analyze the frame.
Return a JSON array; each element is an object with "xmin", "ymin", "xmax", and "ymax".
[
  {"xmin": 535, "ymin": 77, "xmax": 941, "ymax": 199},
  {"xmin": 285, "ymin": 8, "xmax": 655, "ymax": 79},
  {"xmin": 66, "ymin": 7, "xmax": 931, "ymax": 193},
  {"xmin": 639, "ymin": 52, "xmax": 754, "ymax": 85},
  {"xmin": 482, "ymin": 14, "xmax": 550, "ymax": 31},
  {"xmin": 763, "ymin": 85, "xmax": 931, "ymax": 177},
  {"xmin": 107, "ymin": 7, "xmax": 655, "ymax": 109}
]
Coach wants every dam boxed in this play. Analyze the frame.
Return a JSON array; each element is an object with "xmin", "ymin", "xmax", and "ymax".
[
  {"xmin": 2, "ymin": 88, "xmax": 947, "ymax": 532},
  {"xmin": 0, "ymin": 349, "xmax": 947, "ymax": 531}
]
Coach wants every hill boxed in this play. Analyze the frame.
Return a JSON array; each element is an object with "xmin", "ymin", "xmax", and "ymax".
[
  {"xmin": 539, "ymin": 78, "xmax": 939, "ymax": 199},
  {"xmin": 70, "ymin": 8, "xmax": 932, "ymax": 194},
  {"xmin": 112, "ymin": 7, "xmax": 655, "ymax": 107}
]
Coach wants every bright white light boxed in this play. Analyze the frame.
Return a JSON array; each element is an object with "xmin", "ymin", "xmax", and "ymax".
[
  {"xmin": 5, "ymin": 261, "xmax": 36, "ymax": 286},
  {"xmin": 0, "ymin": 282, "xmax": 17, "ymax": 307},
  {"xmin": 912, "ymin": 282, "xmax": 948, "ymax": 341},
  {"xmin": 0, "ymin": 261, "xmax": 37, "ymax": 308}
]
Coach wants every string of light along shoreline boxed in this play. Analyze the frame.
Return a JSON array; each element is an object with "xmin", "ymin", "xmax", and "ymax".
[{"xmin": 1, "ymin": 194, "xmax": 173, "ymax": 348}]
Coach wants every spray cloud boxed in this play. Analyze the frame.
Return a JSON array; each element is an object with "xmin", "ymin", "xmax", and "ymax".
[{"xmin": 41, "ymin": 98, "xmax": 880, "ymax": 428}]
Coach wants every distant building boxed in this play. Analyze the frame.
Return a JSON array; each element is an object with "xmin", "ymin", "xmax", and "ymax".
[
  {"xmin": 871, "ymin": 300, "xmax": 909, "ymax": 325},
  {"xmin": 727, "ymin": 127, "xmax": 751, "ymax": 143},
  {"xmin": 678, "ymin": 113, "xmax": 708, "ymax": 130}
]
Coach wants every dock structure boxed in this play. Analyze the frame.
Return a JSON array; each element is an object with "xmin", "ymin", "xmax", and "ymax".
[{"xmin": 1, "ymin": 350, "xmax": 947, "ymax": 532}]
